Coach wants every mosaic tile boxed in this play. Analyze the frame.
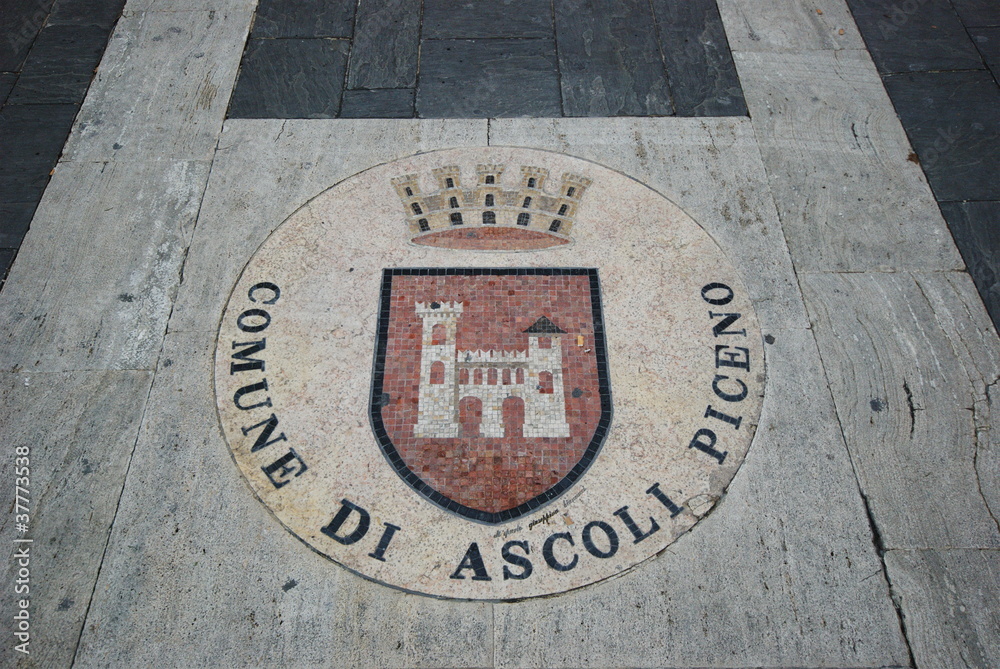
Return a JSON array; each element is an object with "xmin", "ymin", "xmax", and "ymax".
[{"xmin": 214, "ymin": 148, "xmax": 765, "ymax": 599}]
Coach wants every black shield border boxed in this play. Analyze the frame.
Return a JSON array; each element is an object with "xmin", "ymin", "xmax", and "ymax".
[{"xmin": 369, "ymin": 268, "xmax": 613, "ymax": 524}]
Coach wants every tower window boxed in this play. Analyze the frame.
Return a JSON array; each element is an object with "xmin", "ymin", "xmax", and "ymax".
[
  {"xmin": 449, "ymin": 196, "xmax": 459, "ymax": 209},
  {"xmin": 538, "ymin": 371, "xmax": 553, "ymax": 394},
  {"xmin": 485, "ymin": 193, "xmax": 494, "ymax": 207},
  {"xmin": 451, "ymin": 212, "xmax": 463, "ymax": 225},
  {"xmin": 517, "ymin": 212, "xmax": 530, "ymax": 226},
  {"xmin": 558, "ymin": 204, "xmax": 568, "ymax": 215},
  {"xmin": 567, "ymin": 187, "xmax": 576, "ymax": 197},
  {"xmin": 430, "ymin": 361, "xmax": 445, "ymax": 385},
  {"xmin": 485, "ymin": 175, "xmax": 494, "ymax": 184},
  {"xmin": 418, "ymin": 218, "xmax": 429, "ymax": 232},
  {"xmin": 483, "ymin": 211, "xmax": 496, "ymax": 225},
  {"xmin": 527, "ymin": 177, "xmax": 536, "ymax": 188},
  {"xmin": 522, "ymin": 197, "xmax": 532, "ymax": 208},
  {"xmin": 411, "ymin": 202, "xmax": 422, "ymax": 215},
  {"xmin": 549, "ymin": 220, "xmax": 562, "ymax": 232},
  {"xmin": 405, "ymin": 187, "xmax": 413, "ymax": 196},
  {"xmin": 446, "ymin": 177, "xmax": 454, "ymax": 188}
]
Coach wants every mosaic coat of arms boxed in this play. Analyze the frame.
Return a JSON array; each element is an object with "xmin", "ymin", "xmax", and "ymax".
[{"xmin": 214, "ymin": 148, "xmax": 765, "ymax": 599}]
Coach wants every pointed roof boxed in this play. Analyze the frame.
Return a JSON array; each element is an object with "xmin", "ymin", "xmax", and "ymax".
[{"xmin": 524, "ymin": 316, "xmax": 565, "ymax": 334}]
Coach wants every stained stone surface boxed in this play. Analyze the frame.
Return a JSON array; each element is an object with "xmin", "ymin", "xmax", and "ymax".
[{"xmin": 214, "ymin": 147, "xmax": 765, "ymax": 600}]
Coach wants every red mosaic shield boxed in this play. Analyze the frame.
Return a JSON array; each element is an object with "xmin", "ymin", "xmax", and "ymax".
[{"xmin": 370, "ymin": 268, "xmax": 612, "ymax": 523}]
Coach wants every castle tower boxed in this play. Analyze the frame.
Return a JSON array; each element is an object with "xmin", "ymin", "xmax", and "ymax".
[
  {"xmin": 413, "ymin": 301, "xmax": 463, "ymax": 438},
  {"xmin": 522, "ymin": 317, "xmax": 571, "ymax": 438}
]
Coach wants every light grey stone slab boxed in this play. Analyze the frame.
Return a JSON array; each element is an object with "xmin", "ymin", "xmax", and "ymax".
[
  {"xmin": 168, "ymin": 119, "xmax": 488, "ymax": 333},
  {"xmin": 736, "ymin": 49, "xmax": 964, "ymax": 272},
  {"xmin": 885, "ymin": 549, "xmax": 1000, "ymax": 669},
  {"xmin": 73, "ymin": 332, "xmax": 494, "ymax": 668},
  {"xmin": 802, "ymin": 271, "xmax": 1000, "ymax": 550},
  {"xmin": 0, "ymin": 369, "xmax": 152, "ymax": 669},
  {"xmin": 494, "ymin": 327, "xmax": 909, "ymax": 667},
  {"xmin": 62, "ymin": 8, "xmax": 251, "ymax": 162},
  {"xmin": 124, "ymin": 0, "xmax": 256, "ymax": 11},
  {"xmin": 717, "ymin": 0, "xmax": 864, "ymax": 51},
  {"xmin": 488, "ymin": 117, "xmax": 809, "ymax": 332},
  {"xmin": 0, "ymin": 160, "xmax": 210, "ymax": 372}
]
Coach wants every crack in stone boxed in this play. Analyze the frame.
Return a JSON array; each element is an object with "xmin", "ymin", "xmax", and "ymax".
[{"xmin": 972, "ymin": 377, "xmax": 1000, "ymax": 534}]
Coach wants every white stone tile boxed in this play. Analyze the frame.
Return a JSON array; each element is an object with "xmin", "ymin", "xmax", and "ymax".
[
  {"xmin": 488, "ymin": 116, "xmax": 810, "ymax": 332},
  {"xmin": 0, "ymin": 160, "xmax": 210, "ymax": 372},
  {"xmin": 0, "ymin": 370, "xmax": 152, "ymax": 668},
  {"xmin": 801, "ymin": 271, "xmax": 1000, "ymax": 550},
  {"xmin": 718, "ymin": 0, "xmax": 864, "ymax": 51},
  {"xmin": 73, "ymin": 332, "xmax": 494, "ymax": 668},
  {"xmin": 736, "ymin": 49, "xmax": 964, "ymax": 272},
  {"xmin": 493, "ymin": 328, "xmax": 910, "ymax": 667},
  {"xmin": 63, "ymin": 8, "xmax": 252, "ymax": 162},
  {"xmin": 168, "ymin": 119, "xmax": 489, "ymax": 333}
]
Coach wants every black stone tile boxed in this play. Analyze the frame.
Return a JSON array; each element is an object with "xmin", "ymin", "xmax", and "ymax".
[
  {"xmin": 884, "ymin": 70, "xmax": 1000, "ymax": 201},
  {"xmin": 939, "ymin": 200, "xmax": 1000, "ymax": 329},
  {"xmin": 0, "ymin": 248, "xmax": 16, "ymax": 288},
  {"xmin": 340, "ymin": 88, "xmax": 415, "ymax": 118},
  {"xmin": 251, "ymin": 0, "xmax": 356, "ymax": 38},
  {"xmin": 0, "ymin": 103, "xmax": 77, "ymax": 201},
  {"xmin": 846, "ymin": 0, "xmax": 984, "ymax": 74},
  {"xmin": 229, "ymin": 38, "xmax": 349, "ymax": 119},
  {"xmin": 949, "ymin": 0, "xmax": 999, "ymax": 27},
  {"xmin": 0, "ymin": 73, "xmax": 16, "ymax": 105},
  {"xmin": 0, "ymin": 202, "xmax": 36, "ymax": 248},
  {"xmin": 48, "ymin": 0, "xmax": 124, "ymax": 28},
  {"xmin": 970, "ymin": 26, "xmax": 1000, "ymax": 80},
  {"xmin": 555, "ymin": 0, "xmax": 673, "ymax": 117},
  {"xmin": 416, "ymin": 39, "xmax": 561, "ymax": 118},
  {"xmin": 0, "ymin": 0, "xmax": 54, "ymax": 71},
  {"xmin": 650, "ymin": 0, "xmax": 746, "ymax": 117},
  {"xmin": 347, "ymin": 0, "xmax": 420, "ymax": 89},
  {"xmin": 423, "ymin": 0, "xmax": 553, "ymax": 39},
  {"xmin": 9, "ymin": 24, "xmax": 109, "ymax": 104}
]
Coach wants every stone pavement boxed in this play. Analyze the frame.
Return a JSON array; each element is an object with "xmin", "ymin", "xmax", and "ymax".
[{"xmin": 1, "ymin": 1, "xmax": 998, "ymax": 668}]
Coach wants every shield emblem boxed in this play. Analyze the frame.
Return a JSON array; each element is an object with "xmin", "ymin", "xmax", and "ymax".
[{"xmin": 370, "ymin": 267, "xmax": 612, "ymax": 523}]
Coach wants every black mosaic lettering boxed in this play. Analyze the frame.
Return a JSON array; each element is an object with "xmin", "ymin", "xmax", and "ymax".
[
  {"xmin": 715, "ymin": 345, "xmax": 750, "ymax": 371},
  {"xmin": 613, "ymin": 505, "xmax": 661, "ymax": 543},
  {"xmin": 646, "ymin": 483, "xmax": 685, "ymax": 517},
  {"xmin": 367, "ymin": 523, "xmax": 401, "ymax": 562},
  {"xmin": 320, "ymin": 499, "xmax": 371, "ymax": 546},
  {"xmin": 581, "ymin": 520, "xmax": 620, "ymax": 559},
  {"xmin": 688, "ymin": 428, "xmax": 727, "ymax": 464},
  {"xmin": 701, "ymin": 282, "xmax": 734, "ymax": 305},
  {"xmin": 542, "ymin": 532, "xmax": 579, "ymax": 572},
  {"xmin": 712, "ymin": 374, "xmax": 748, "ymax": 402},
  {"xmin": 231, "ymin": 338, "xmax": 267, "ymax": 374},
  {"xmin": 233, "ymin": 380, "xmax": 273, "ymax": 411},
  {"xmin": 237, "ymin": 308, "xmax": 272, "ymax": 333},
  {"xmin": 501, "ymin": 540, "xmax": 533, "ymax": 580},
  {"xmin": 241, "ymin": 413, "xmax": 288, "ymax": 453},
  {"xmin": 709, "ymin": 311, "xmax": 746, "ymax": 337},
  {"xmin": 704, "ymin": 405, "xmax": 743, "ymax": 429},
  {"xmin": 450, "ymin": 543, "xmax": 492, "ymax": 581},
  {"xmin": 261, "ymin": 448, "xmax": 308, "ymax": 489},
  {"xmin": 248, "ymin": 282, "xmax": 281, "ymax": 305}
]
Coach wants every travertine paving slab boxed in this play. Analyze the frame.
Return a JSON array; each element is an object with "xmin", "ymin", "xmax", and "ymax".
[
  {"xmin": 169, "ymin": 119, "xmax": 488, "ymax": 333},
  {"xmin": 0, "ymin": 159, "xmax": 209, "ymax": 372},
  {"xmin": 493, "ymin": 328, "xmax": 909, "ymax": 667},
  {"xmin": 885, "ymin": 549, "xmax": 1000, "ymax": 669},
  {"xmin": 489, "ymin": 117, "xmax": 809, "ymax": 332},
  {"xmin": 0, "ymin": 370, "xmax": 152, "ymax": 669},
  {"xmin": 802, "ymin": 271, "xmax": 1000, "ymax": 550},
  {"xmin": 735, "ymin": 49, "xmax": 963, "ymax": 273},
  {"xmin": 62, "ymin": 8, "xmax": 251, "ymax": 162},
  {"xmin": 717, "ymin": 0, "xmax": 863, "ymax": 51},
  {"xmin": 74, "ymin": 332, "xmax": 493, "ymax": 668}
]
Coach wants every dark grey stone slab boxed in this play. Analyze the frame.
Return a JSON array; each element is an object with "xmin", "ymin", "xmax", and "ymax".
[
  {"xmin": 9, "ymin": 24, "xmax": 109, "ymax": 104},
  {"xmin": 251, "ymin": 0, "xmax": 356, "ymax": 38},
  {"xmin": 846, "ymin": 0, "xmax": 984, "ymax": 74},
  {"xmin": 416, "ymin": 39, "xmax": 561, "ymax": 118},
  {"xmin": 940, "ymin": 201, "xmax": 1000, "ymax": 329},
  {"xmin": 423, "ymin": 0, "xmax": 553, "ymax": 38},
  {"xmin": 555, "ymin": 0, "xmax": 673, "ymax": 117},
  {"xmin": 347, "ymin": 0, "xmax": 420, "ymax": 89},
  {"xmin": 651, "ymin": 0, "xmax": 746, "ymax": 117},
  {"xmin": 884, "ymin": 70, "xmax": 1000, "ymax": 201},
  {"xmin": 971, "ymin": 27, "xmax": 1000, "ymax": 80},
  {"xmin": 950, "ymin": 0, "xmax": 999, "ymax": 27},
  {"xmin": 0, "ymin": 103, "xmax": 77, "ymax": 201},
  {"xmin": 0, "ymin": 0, "xmax": 54, "ymax": 71},
  {"xmin": 0, "ymin": 202, "xmax": 37, "ymax": 248},
  {"xmin": 0, "ymin": 73, "xmax": 16, "ymax": 106},
  {"xmin": 340, "ymin": 88, "xmax": 414, "ymax": 118},
  {"xmin": 228, "ymin": 38, "xmax": 349, "ymax": 119},
  {"xmin": 48, "ymin": 0, "xmax": 124, "ymax": 28},
  {"xmin": 0, "ymin": 248, "xmax": 15, "ymax": 288}
]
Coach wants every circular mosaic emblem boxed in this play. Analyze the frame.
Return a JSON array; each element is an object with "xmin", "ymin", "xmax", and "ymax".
[{"xmin": 215, "ymin": 147, "xmax": 765, "ymax": 600}]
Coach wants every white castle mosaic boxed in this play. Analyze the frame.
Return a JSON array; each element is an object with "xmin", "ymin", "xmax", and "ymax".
[{"xmin": 414, "ymin": 301, "xmax": 571, "ymax": 439}]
